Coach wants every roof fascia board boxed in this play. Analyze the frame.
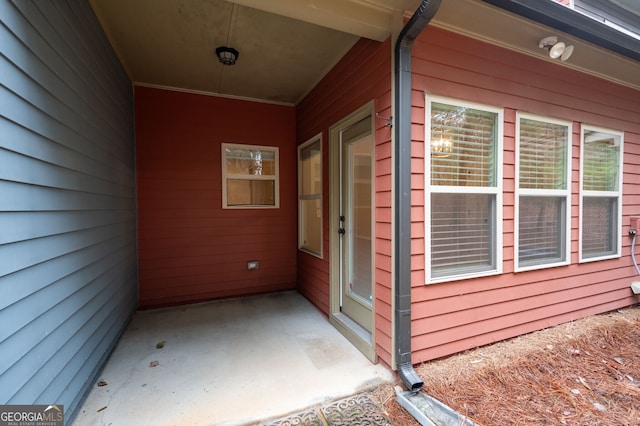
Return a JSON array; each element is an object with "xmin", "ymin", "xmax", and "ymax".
[
  {"xmin": 480, "ymin": 0, "xmax": 640, "ymax": 62},
  {"xmin": 229, "ymin": 0, "xmax": 394, "ymax": 41}
]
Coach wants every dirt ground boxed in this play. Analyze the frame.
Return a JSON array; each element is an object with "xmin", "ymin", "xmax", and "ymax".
[{"xmin": 370, "ymin": 305, "xmax": 640, "ymax": 425}]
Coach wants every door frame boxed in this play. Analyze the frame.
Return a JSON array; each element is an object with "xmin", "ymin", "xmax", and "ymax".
[{"xmin": 329, "ymin": 101, "xmax": 376, "ymax": 362}]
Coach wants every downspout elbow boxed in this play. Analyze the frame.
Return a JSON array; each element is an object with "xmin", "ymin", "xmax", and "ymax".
[{"xmin": 394, "ymin": 0, "xmax": 442, "ymax": 393}]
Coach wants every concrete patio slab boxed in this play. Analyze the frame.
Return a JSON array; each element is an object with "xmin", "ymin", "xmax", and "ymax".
[{"xmin": 71, "ymin": 291, "xmax": 393, "ymax": 425}]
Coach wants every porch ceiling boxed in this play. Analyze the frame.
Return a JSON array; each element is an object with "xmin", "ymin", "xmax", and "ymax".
[{"xmin": 89, "ymin": 0, "xmax": 640, "ymax": 105}]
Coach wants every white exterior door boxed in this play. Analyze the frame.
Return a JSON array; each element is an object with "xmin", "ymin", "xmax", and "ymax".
[{"xmin": 339, "ymin": 117, "xmax": 374, "ymax": 334}]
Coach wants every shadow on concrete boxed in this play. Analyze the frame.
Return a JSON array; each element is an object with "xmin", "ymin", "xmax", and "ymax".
[{"xmin": 72, "ymin": 291, "xmax": 393, "ymax": 425}]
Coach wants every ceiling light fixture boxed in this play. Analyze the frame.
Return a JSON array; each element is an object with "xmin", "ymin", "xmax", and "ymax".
[
  {"xmin": 538, "ymin": 36, "xmax": 574, "ymax": 61},
  {"xmin": 215, "ymin": 46, "xmax": 239, "ymax": 65},
  {"xmin": 431, "ymin": 137, "xmax": 453, "ymax": 158}
]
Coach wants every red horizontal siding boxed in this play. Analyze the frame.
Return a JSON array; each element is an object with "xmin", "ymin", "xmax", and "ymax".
[
  {"xmin": 297, "ymin": 254, "xmax": 330, "ymax": 314},
  {"xmin": 410, "ymin": 27, "xmax": 640, "ymax": 363},
  {"xmin": 296, "ymin": 37, "xmax": 394, "ymax": 366},
  {"xmin": 136, "ymin": 86, "xmax": 297, "ymax": 308}
]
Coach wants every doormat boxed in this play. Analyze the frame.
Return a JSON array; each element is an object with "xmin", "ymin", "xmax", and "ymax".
[{"xmin": 261, "ymin": 393, "xmax": 392, "ymax": 426}]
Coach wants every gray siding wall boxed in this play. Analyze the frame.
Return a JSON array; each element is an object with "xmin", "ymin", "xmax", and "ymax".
[
  {"xmin": 574, "ymin": 0, "xmax": 640, "ymax": 37},
  {"xmin": 0, "ymin": 0, "xmax": 137, "ymax": 419}
]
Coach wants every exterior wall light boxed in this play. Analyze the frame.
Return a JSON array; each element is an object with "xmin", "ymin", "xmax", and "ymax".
[
  {"xmin": 538, "ymin": 36, "xmax": 574, "ymax": 61},
  {"xmin": 215, "ymin": 46, "xmax": 239, "ymax": 65}
]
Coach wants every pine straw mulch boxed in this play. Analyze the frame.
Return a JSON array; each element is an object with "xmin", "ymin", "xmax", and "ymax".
[{"xmin": 370, "ymin": 306, "xmax": 640, "ymax": 426}]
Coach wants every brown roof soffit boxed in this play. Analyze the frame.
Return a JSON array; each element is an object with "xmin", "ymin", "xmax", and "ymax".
[{"xmin": 481, "ymin": 0, "xmax": 640, "ymax": 62}]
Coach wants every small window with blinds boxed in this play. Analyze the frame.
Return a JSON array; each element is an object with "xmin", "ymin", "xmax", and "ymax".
[
  {"xmin": 426, "ymin": 97, "xmax": 503, "ymax": 282},
  {"xmin": 298, "ymin": 135, "xmax": 322, "ymax": 257},
  {"xmin": 580, "ymin": 126, "xmax": 623, "ymax": 261},
  {"xmin": 515, "ymin": 114, "xmax": 571, "ymax": 271}
]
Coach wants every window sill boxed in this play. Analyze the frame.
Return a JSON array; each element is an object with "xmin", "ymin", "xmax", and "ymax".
[
  {"xmin": 515, "ymin": 259, "xmax": 570, "ymax": 273},
  {"xmin": 579, "ymin": 253, "xmax": 621, "ymax": 263},
  {"xmin": 427, "ymin": 268, "xmax": 502, "ymax": 285}
]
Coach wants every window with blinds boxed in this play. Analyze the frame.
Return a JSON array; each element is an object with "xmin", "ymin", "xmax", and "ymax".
[
  {"xmin": 430, "ymin": 103, "xmax": 497, "ymax": 187},
  {"xmin": 515, "ymin": 115, "xmax": 571, "ymax": 270},
  {"xmin": 580, "ymin": 127, "xmax": 623, "ymax": 261},
  {"xmin": 582, "ymin": 197, "xmax": 617, "ymax": 256},
  {"xmin": 431, "ymin": 193, "xmax": 495, "ymax": 278},
  {"xmin": 298, "ymin": 136, "xmax": 322, "ymax": 257},
  {"xmin": 426, "ymin": 98, "xmax": 503, "ymax": 281}
]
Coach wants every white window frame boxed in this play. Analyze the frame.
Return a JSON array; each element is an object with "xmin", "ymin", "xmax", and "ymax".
[
  {"xmin": 221, "ymin": 143, "xmax": 279, "ymax": 209},
  {"xmin": 425, "ymin": 96, "xmax": 503, "ymax": 283},
  {"xmin": 514, "ymin": 113, "xmax": 572, "ymax": 272},
  {"xmin": 297, "ymin": 134, "xmax": 323, "ymax": 258},
  {"xmin": 579, "ymin": 125, "xmax": 624, "ymax": 262}
]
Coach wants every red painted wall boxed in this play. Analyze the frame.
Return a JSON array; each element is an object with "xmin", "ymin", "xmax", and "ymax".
[
  {"xmin": 136, "ymin": 86, "xmax": 297, "ymax": 308},
  {"xmin": 409, "ymin": 27, "xmax": 640, "ymax": 362},
  {"xmin": 296, "ymin": 38, "xmax": 394, "ymax": 366}
]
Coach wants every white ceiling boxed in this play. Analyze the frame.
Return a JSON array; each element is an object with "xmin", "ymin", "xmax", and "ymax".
[{"xmin": 89, "ymin": 0, "xmax": 640, "ymax": 105}]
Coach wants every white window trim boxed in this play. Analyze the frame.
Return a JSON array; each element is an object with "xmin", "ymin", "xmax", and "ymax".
[
  {"xmin": 514, "ymin": 113, "xmax": 572, "ymax": 272},
  {"xmin": 425, "ymin": 96, "xmax": 503, "ymax": 284},
  {"xmin": 578, "ymin": 125, "xmax": 624, "ymax": 262},
  {"xmin": 297, "ymin": 134, "xmax": 323, "ymax": 258},
  {"xmin": 221, "ymin": 143, "xmax": 279, "ymax": 209}
]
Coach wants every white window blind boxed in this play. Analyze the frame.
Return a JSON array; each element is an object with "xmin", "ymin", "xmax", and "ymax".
[
  {"xmin": 518, "ymin": 196, "xmax": 565, "ymax": 265},
  {"xmin": 298, "ymin": 136, "xmax": 322, "ymax": 256},
  {"xmin": 431, "ymin": 103, "xmax": 497, "ymax": 187},
  {"xmin": 582, "ymin": 197, "xmax": 617, "ymax": 256},
  {"xmin": 427, "ymin": 98, "xmax": 502, "ymax": 281},
  {"xmin": 431, "ymin": 193, "xmax": 495, "ymax": 277},
  {"xmin": 580, "ymin": 127, "xmax": 623, "ymax": 261},
  {"xmin": 516, "ymin": 116, "xmax": 570, "ymax": 270},
  {"xmin": 582, "ymin": 134, "xmax": 620, "ymax": 192},
  {"xmin": 519, "ymin": 118, "xmax": 568, "ymax": 190}
]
